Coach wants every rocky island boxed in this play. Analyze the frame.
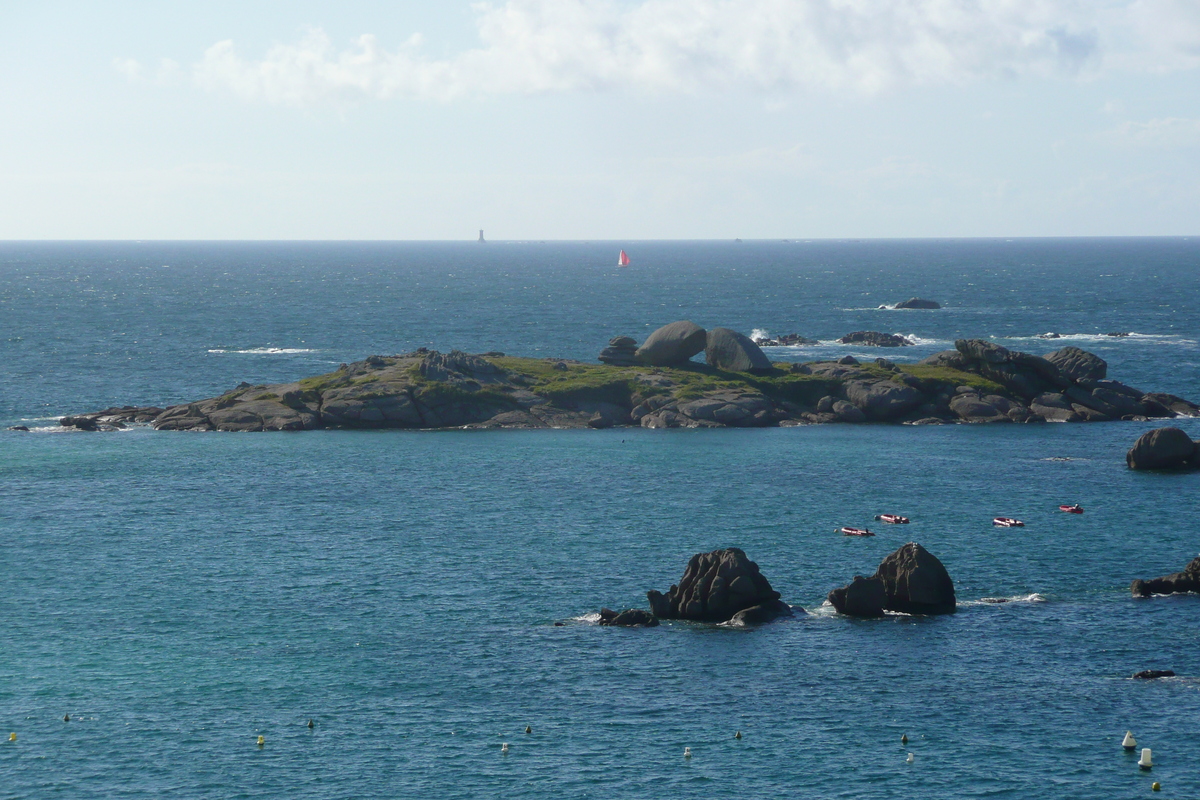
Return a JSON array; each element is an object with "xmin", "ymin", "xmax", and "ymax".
[{"xmin": 55, "ymin": 321, "xmax": 1200, "ymax": 433}]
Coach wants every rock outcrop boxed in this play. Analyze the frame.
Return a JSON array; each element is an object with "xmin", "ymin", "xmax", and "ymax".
[
  {"xmin": 754, "ymin": 333, "xmax": 819, "ymax": 346},
  {"xmin": 838, "ymin": 331, "xmax": 913, "ymax": 347},
  {"xmin": 647, "ymin": 548, "xmax": 795, "ymax": 623},
  {"xmin": 58, "ymin": 335, "xmax": 1200, "ymax": 432},
  {"xmin": 828, "ymin": 543, "xmax": 956, "ymax": 616},
  {"xmin": 598, "ymin": 336, "xmax": 638, "ymax": 366},
  {"xmin": 1132, "ymin": 670, "xmax": 1175, "ymax": 679},
  {"xmin": 1132, "ymin": 555, "xmax": 1200, "ymax": 597},
  {"xmin": 598, "ymin": 608, "xmax": 659, "ymax": 627},
  {"xmin": 634, "ymin": 321, "xmax": 707, "ymax": 366},
  {"xmin": 1044, "ymin": 346, "xmax": 1107, "ymax": 382},
  {"xmin": 1126, "ymin": 427, "xmax": 1200, "ymax": 470},
  {"xmin": 892, "ymin": 297, "xmax": 941, "ymax": 309},
  {"xmin": 705, "ymin": 327, "xmax": 773, "ymax": 373}
]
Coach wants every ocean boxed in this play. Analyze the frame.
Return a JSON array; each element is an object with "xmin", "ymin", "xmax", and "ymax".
[{"xmin": 2, "ymin": 238, "xmax": 1198, "ymax": 798}]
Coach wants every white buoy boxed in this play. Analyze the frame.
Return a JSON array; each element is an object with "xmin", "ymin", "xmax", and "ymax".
[
  {"xmin": 906, "ymin": 753, "xmax": 914, "ymax": 764},
  {"xmin": 684, "ymin": 747, "xmax": 692, "ymax": 759},
  {"xmin": 501, "ymin": 742, "xmax": 509, "ymax": 754},
  {"xmin": 1122, "ymin": 731, "xmax": 1137, "ymax": 751},
  {"xmin": 1139, "ymin": 748, "xmax": 1153, "ymax": 770}
]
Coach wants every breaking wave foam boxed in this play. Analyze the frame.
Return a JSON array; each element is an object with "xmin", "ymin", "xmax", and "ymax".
[
  {"xmin": 965, "ymin": 593, "xmax": 1048, "ymax": 607},
  {"xmin": 207, "ymin": 347, "xmax": 319, "ymax": 355}
]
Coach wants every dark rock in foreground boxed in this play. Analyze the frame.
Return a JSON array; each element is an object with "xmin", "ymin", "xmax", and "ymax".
[
  {"xmin": 705, "ymin": 327, "xmax": 773, "ymax": 373},
  {"xmin": 829, "ymin": 543, "xmax": 956, "ymax": 616},
  {"xmin": 647, "ymin": 548, "xmax": 795, "ymax": 624},
  {"xmin": 1131, "ymin": 555, "xmax": 1200, "ymax": 597},
  {"xmin": 597, "ymin": 336, "xmax": 638, "ymax": 366},
  {"xmin": 598, "ymin": 608, "xmax": 659, "ymax": 627},
  {"xmin": 892, "ymin": 297, "xmax": 941, "ymax": 309},
  {"xmin": 1127, "ymin": 427, "xmax": 1200, "ymax": 470},
  {"xmin": 838, "ymin": 331, "xmax": 913, "ymax": 347},
  {"xmin": 635, "ymin": 321, "xmax": 707, "ymax": 367},
  {"xmin": 1132, "ymin": 669, "xmax": 1175, "ymax": 679}
]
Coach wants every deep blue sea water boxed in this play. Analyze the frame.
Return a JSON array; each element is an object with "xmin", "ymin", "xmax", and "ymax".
[{"xmin": 2, "ymin": 239, "xmax": 1199, "ymax": 799}]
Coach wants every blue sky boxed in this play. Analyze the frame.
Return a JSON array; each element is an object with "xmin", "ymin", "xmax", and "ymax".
[{"xmin": 2, "ymin": 1, "xmax": 1198, "ymax": 239}]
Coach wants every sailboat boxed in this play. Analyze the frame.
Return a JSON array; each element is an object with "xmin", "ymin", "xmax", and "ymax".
[{"xmin": 617, "ymin": 250, "xmax": 630, "ymax": 267}]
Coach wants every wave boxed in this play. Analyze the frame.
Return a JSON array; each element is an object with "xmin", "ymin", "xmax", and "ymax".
[
  {"xmin": 964, "ymin": 593, "xmax": 1047, "ymax": 607},
  {"xmin": 1002, "ymin": 333, "xmax": 1197, "ymax": 346},
  {"xmin": 207, "ymin": 347, "xmax": 320, "ymax": 355}
]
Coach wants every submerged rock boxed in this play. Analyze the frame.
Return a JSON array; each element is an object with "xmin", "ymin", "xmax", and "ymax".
[
  {"xmin": 838, "ymin": 331, "xmax": 913, "ymax": 347},
  {"xmin": 1132, "ymin": 670, "xmax": 1175, "ymax": 679},
  {"xmin": 598, "ymin": 608, "xmax": 659, "ymax": 627},
  {"xmin": 892, "ymin": 297, "xmax": 941, "ymax": 309},
  {"xmin": 647, "ymin": 548, "xmax": 795, "ymax": 623},
  {"xmin": 829, "ymin": 543, "xmax": 956, "ymax": 616}
]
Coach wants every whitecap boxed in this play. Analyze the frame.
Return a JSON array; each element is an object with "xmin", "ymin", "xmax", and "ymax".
[
  {"xmin": 965, "ymin": 593, "xmax": 1048, "ymax": 606},
  {"xmin": 1003, "ymin": 333, "xmax": 1197, "ymax": 346},
  {"xmin": 207, "ymin": 347, "xmax": 319, "ymax": 355}
]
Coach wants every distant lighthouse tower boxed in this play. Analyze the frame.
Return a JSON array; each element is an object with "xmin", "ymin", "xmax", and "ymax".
[{"xmin": 478, "ymin": 229, "xmax": 485, "ymax": 243}]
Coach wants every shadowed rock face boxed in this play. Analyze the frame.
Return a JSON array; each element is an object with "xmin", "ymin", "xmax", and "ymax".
[
  {"xmin": 1126, "ymin": 427, "xmax": 1200, "ymax": 470},
  {"xmin": 1131, "ymin": 556, "xmax": 1200, "ymax": 597},
  {"xmin": 598, "ymin": 608, "xmax": 659, "ymax": 627},
  {"xmin": 838, "ymin": 331, "xmax": 913, "ymax": 347},
  {"xmin": 647, "ymin": 548, "xmax": 794, "ymax": 623},
  {"xmin": 893, "ymin": 297, "xmax": 940, "ymax": 309},
  {"xmin": 634, "ymin": 321, "xmax": 707, "ymax": 367},
  {"xmin": 705, "ymin": 327, "xmax": 773, "ymax": 373},
  {"xmin": 1045, "ymin": 346, "xmax": 1107, "ymax": 382},
  {"xmin": 829, "ymin": 543, "xmax": 956, "ymax": 616}
]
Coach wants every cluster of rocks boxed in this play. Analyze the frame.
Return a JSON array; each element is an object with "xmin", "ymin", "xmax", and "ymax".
[
  {"xmin": 882, "ymin": 298, "xmax": 941, "ymax": 310},
  {"xmin": 1126, "ymin": 427, "xmax": 1200, "ymax": 470},
  {"xmin": 837, "ymin": 331, "xmax": 914, "ymax": 347},
  {"xmin": 597, "ymin": 336, "xmax": 638, "ymax": 366},
  {"xmin": 53, "ymin": 324, "xmax": 1200, "ymax": 432},
  {"xmin": 618, "ymin": 320, "xmax": 774, "ymax": 373},
  {"xmin": 599, "ymin": 543, "xmax": 956, "ymax": 628},
  {"xmin": 827, "ymin": 543, "xmax": 956, "ymax": 617},
  {"xmin": 754, "ymin": 333, "xmax": 820, "ymax": 347},
  {"xmin": 1131, "ymin": 555, "xmax": 1200, "ymax": 598}
]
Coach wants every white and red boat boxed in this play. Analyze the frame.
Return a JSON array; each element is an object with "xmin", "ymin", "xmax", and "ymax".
[
  {"xmin": 992, "ymin": 517, "xmax": 1025, "ymax": 527},
  {"xmin": 617, "ymin": 250, "xmax": 631, "ymax": 267},
  {"xmin": 874, "ymin": 514, "xmax": 910, "ymax": 524},
  {"xmin": 839, "ymin": 526, "xmax": 875, "ymax": 537},
  {"xmin": 1059, "ymin": 504, "xmax": 1084, "ymax": 514}
]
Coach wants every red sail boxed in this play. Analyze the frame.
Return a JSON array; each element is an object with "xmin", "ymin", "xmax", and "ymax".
[{"xmin": 618, "ymin": 250, "xmax": 630, "ymax": 266}]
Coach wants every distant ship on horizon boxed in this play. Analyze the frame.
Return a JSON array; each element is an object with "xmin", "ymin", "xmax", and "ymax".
[{"xmin": 478, "ymin": 229, "xmax": 485, "ymax": 243}]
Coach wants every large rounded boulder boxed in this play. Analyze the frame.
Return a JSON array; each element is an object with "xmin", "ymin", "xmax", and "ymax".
[
  {"xmin": 705, "ymin": 328, "xmax": 773, "ymax": 373},
  {"xmin": 829, "ymin": 542, "xmax": 956, "ymax": 616},
  {"xmin": 893, "ymin": 297, "xmax": 941, "ymax": 309},
  {"xmin": 1126, "ymin": 427, "xmax": 1199, "ymax": 470},
  {"xmin": 634, "ymin": 321, "xmax": 707, "ymax": 367},
  {"xmin": 1131, "ymin": 555, "xmax": 1200, "ymax": 597},
  {"xmin": 1044, "ymin": 346, "xmax": 1107, "ymax": 381},
  {"xmin": 647, "ymin": 548, "xmax": 795, "ymax": 623}
]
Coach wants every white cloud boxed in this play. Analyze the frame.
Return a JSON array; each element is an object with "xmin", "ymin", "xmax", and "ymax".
[
  {"xmin": 1109, "ymin": 117, "xmax": 1200, "ymax": 147},
  {"xmin": 180, "ymin": 0, "xmax": 1198, "ymax": 106}
]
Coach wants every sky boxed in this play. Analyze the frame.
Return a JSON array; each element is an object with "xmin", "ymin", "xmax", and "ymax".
[{"xmin": 1, "ymin": 0, "xmax": 1198, "ymax": 240}]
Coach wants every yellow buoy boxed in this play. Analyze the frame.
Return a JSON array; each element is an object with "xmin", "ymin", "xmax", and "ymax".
[
  {"xmin": 63, "ymin": 714, "xmax": 70, "ymax": 722},
  {"xmin": 257, "ymin": 735, "xmax": 265, "ymax": 747},
  {"xmin": 525, "ymin": 726, "xmax": 531, "ymax": 734},
  {"xmin": 734, "ymin": 731, "xmax": 742, "ymax": 740},
  {"xmin": 8, "ymin": 733, "xmax": 15, "ymax": 742},
  {"xmin": 1152, "ymin": 782, "xmax": 1161, "ymax": 792},
  {"xmin": 307, "ymin": 719, "xmax": 314, "ymax": 729},
  {"xmin": 901, "ymin": 734, "xmax": 908, "ymax": 745}
]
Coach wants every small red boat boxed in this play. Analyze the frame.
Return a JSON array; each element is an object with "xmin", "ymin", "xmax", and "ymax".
[
  {"xmin": 1059, "ymin": 504, "xmax": 1084, "ymax": 514},
  {"xmin": 874, "ymin": 514, "xmax": 910, "ymax": 524},
  {"xmin": 617, "ymin": 250, "xmax": 631, "ymax": 267},
  {"xmin": 839, "ymin": 526, "xmax": 875, "ymax": 537},
  {"xmin": 993, "ymin": 517, "xmax": 1025, "ymax": 527}
]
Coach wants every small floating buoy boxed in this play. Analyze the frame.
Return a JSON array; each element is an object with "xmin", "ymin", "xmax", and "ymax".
[
  {"xmin": 684, "ymin": 747, "xmax": 692, "ymax": 758},
  {"xmin": 307, "ymin": 719, "xmax": 314, "ymax": 729},
  {"xmin": 1152, "ymin": 781, "xmax": 1161, "ymax": 791},
  {"xmin": 257, "ymin": 735, "xmax": 265, "ymax": 747},
  {"xmin": 525, "ymin": 726, "xmax": 531, "ymax": 734},
  {"xmin": 1122, "ymin": 731, "xmax": 1137, "ymax": 751},
  {"xmin": 63, "ymin": 714, "xmax": 70, "ymax": 722},
  {"xmin": 906, "ymin": 753, "xmax": 914, "ymax": 764},
  {"xmin": 734, "ymin": 731, "xmax": 742, "ymax": 740},
  {"xmin": 901, "ymin": 734, "xmax": 908, "ymax": 745},
  {"xmin": 8, "ymin": 733, "xmax": 15, "ymax": 742},
  {"xmin": 501, "ymin": 742, "xmax": 509, "ymax": 754},
  {"xmin": 1139, "ymin": 748, "xmax": 1153, "ymax": 770}
]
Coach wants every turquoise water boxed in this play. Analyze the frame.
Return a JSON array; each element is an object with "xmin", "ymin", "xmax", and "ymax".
[{"xmin": 2, "ymin": 240, "xmax": 1199, "ymax": 798}]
